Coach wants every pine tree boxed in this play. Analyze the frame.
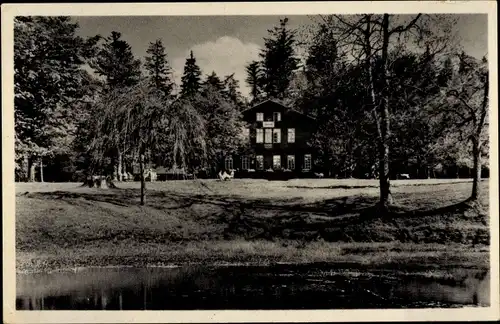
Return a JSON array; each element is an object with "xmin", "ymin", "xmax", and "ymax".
[
  {"xmin": 259, "ymin": 18, "xmax": 300, "ymax": 99},
  {"xmin": 91, "ymin": 31, "xmax": 142, "ymax": 89},
  {"xmin": 180, "ymin": 50, "xmax": 202, "ymax": 98},
  {"xmin": 245, "ymin": 60, "xmax": 263, "ymax": 102},
  {"xmin": 144, "ymin": 39, "xmax": 174, "ymax": 97},
  {"xmin": 203, "ymin": 71, "xmax": 224, "ymax": 91},
  {"xmin": 305, "ymin": 23, "xmax": 339, "ymax": 87},
  {"xmin": 223, "ymin": 74, "xmax": 244, "ymax": 108}
]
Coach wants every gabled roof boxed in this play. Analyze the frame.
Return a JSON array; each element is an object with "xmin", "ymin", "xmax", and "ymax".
[{"xmin": 242, "ymin": 99, "xmax": 316, "ymax": 120}]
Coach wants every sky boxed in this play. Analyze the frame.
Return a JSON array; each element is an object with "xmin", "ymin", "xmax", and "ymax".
[{"xmin": 73, "ymin": 14, "xmax": 488, "ymax": 97}]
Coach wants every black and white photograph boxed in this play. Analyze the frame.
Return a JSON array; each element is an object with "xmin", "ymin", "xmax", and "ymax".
[{"xmin": 2, "ymin": 1, "xmax": 498, "ymax": 323}]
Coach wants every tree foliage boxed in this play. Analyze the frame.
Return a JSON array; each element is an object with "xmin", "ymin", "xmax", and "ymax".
[
  {"xmin": 180, "ymin": 50, "xmax": 202, "ymax": 98},
  {"xmin": 437, "ymin": 53, "xmax": 489, "ymax": 199},
  {"xmin": 194, "ymin": 85, "xmax": 247, "ymax": 172},
  {"xmin": 14, "ymin": 16, "xmax": 100, "ymax": 181},
  {"xmin": 258, "ymin": 18, "xmax": 300, "ymax": 99},
  {"xmin": 144, "ymin": 39, "xmax": 174, "ymax": 98},
  {"xmin": 245, "ymin": 60, "xmax": 264, "ymax": 103},
  {"xmin": 222, "ymin": 74, "xmax": 245, "ymax": 109},
  {"xmin": 90, "ymin": 31, "xmax": 142, "ymax": 89}
]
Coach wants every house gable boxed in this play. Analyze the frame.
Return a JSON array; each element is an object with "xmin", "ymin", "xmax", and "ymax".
[{"xmin": 242, "ymin": 99, "xmax": 316, "ymax": 123}]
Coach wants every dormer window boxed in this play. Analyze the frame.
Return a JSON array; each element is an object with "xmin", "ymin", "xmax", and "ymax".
[
  {"xmin": 256, "ymin": 113, "xmax": 264, "ymax": 121},
  {"xmin": 273, "ymin": 112, "xmax": 281, "ymax": 121}
]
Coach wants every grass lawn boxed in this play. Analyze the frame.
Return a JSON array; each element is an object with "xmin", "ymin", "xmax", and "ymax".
[{"xmin": 15, "ymin": 179, "xmax": 490, "ymax": 275}]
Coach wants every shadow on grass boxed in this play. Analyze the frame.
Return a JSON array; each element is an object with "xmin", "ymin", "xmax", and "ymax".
[{"xmin": 22, "ymin": 187, "xmax": 487, "ymax": 243}]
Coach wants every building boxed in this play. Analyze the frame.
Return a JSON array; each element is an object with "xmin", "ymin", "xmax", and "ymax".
[{"xmin": 227, "ymin": 99, "xmax": 317, "ymax": 179}]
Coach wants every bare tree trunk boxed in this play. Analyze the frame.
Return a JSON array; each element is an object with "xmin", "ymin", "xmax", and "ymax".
[
  {"xmin": 471, "ymin": 138, "xmax": 482, "ymax": 201},
  {"xmin": 117, "ymin": 151, "xmax": 123, "ymax": 182},
  {"xmin": 39, "ymin": 159, "xmax": 44, "ymax": 183},
  {"xmin": 378, "ymin": 14, "xmax": 392, "ymax": 208},
  {"xmin": 23, "ymin": 154, "xmax": 29, "ymax": 182},
  {"xmin": 29, "ymin": 158, "xmax": 36, "ymax": 182},
  {"xmin": 140, "ymin": 154, "xmax": 146, "ymax": 206}
]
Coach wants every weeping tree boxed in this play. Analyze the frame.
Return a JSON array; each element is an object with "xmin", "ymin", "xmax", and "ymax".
[{"xmin": 86, "ymin": 80, "xmax": 207, "ymax": 205}]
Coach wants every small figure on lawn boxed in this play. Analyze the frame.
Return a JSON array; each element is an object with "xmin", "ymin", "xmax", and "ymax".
[{"xmin": 218, "ymin": 169, "xmax": 235, "ymax": 181}]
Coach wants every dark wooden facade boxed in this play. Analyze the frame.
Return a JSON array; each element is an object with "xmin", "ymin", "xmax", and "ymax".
[{"xmin": 228, "ymin": 100, "xmax": 317, "ymax": 179}]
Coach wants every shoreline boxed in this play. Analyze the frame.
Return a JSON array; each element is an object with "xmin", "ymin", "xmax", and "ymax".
[{"xmin": 16, "ymin": 240, "xmax": 490, "ymax": 278}]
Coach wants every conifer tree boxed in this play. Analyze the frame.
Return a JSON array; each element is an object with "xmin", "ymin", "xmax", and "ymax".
[
  {"xmin": 144, "ymin": 39, "xmax": 174, "ymax": 97},
  {"xmin": 223, "ymin": 74, "xmax": 244, "ymax": 108},
  {"xmin": 259, "ymin": 18, "xmax": 300, "ymax": 99},
  {"xmin": 180, "ymin": 50, "xmax": 202, "ymax": 98},
  {"xmin": 90, "ymin": 31, "xmax": 142, "ymax": 89},
  {"xmin": 203, "ymin": 71, "xmax": 225, "ymax": 91},
  {"xmin": 245, "ymin": 60, "xmax": 263, "ymax": 102}
]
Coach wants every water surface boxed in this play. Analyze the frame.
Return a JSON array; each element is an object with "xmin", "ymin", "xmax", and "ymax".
[{"xmin": 16, "ymin": 265, "xmax": 489, "ymax": 310}]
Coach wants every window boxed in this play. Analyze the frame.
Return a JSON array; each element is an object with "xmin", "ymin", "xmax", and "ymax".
[
  {"xmin": 288, "ymin": 128, "xmax": 295, "ymax": 143},
  {"xmin": 225, "ymin": 156, "xmax": 233, "ymax": 170},
  {"xmin": 256, "ymin": 155, "xmax": 264, "ymax": 170},
  {"xmin": 265, "ymin": 128, "xmax": 273, "ymax": 143},
  {"xmin": 256, "ymin": 112, "xmax": 264, "ymax": 121},
  {"xmin": 303, "ymin": 154, "xmax": 312, "ymax": 171},
  {"xmin": 273, "ymin": 128, "xmax": 281, "ymax": 143},
  {"xmin": 287, "ymin": 155, "xmax": 295, "ymax": 170},
  {"xmin": 273, "ymin": 155, "xmax": 281, "ymax": 169},
  {"xmin": 241, "ymin": 156, "xmax": 250, "ymax": 170},
  {"xmin": 256, "ymin": 129, "xmax": 263, "ymax": 143},
  {"xmin": 273, "ymin": 112, "xmax": 281, "ymax": 121}
]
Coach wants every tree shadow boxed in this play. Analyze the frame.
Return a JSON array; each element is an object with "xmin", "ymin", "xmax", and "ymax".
[{"xmin": 22, "ymin": 187, "xmax": 487, "ymax": 242}]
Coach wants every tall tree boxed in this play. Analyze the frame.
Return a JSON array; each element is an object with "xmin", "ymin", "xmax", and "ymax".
[
  {"xmin": 180, "ymin": 50, "xmax": 202, "ymax": 98},
  {"xmin": 245, "ymin": 60, "xmax": 264, "ymax": 103},
  {"xmin": 90, "ymin": 31, "xmax": 142, "ymax": 89},
  {"xmin": 14, "ymin": 16, "xmax": 99, "ymax": 182},
  {"xmin": 300, "ymin": 20, "xmax": 364, "ymax": 177},
  {"xmin": 203, "ymin": 71, "xmax": 224, "ymax": 92},
  {"xmin": 194, "ymin": 86, "xmax": 247, "ymax": 174},
  {"xmin": 144, "ymin": 39, "xmax": 174, "ymax": 98},
  {"xmin": 89, "ymin": 31, "xmax": 142, "ymax": 180},
  {"xmin": 329, "ymin": 14, "xmax": 455, "ymax": 210},
  {"xmin": 223, "ymin": 74, "xmax": 245, "ymax": 108},
  {"xmin": 305, "ymin": 23, "xmax": 339, "ymax": 86},
  {"xmin": 439, "ymin": 53, "xmax": 489, "ymax": 201},
  {"xmin": 259, "ymin": 18, "xmax": 300, "ymax": 99}
]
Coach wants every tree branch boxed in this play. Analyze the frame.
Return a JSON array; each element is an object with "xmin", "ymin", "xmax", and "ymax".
[{"xmin": 388, "ymin": 14, "xmax": 422, "ymax": 36}]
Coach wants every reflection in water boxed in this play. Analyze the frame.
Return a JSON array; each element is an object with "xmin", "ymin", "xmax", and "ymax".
[{"xmin": 16, "ymin": 265, "xmax": 490, "ymax": 310}]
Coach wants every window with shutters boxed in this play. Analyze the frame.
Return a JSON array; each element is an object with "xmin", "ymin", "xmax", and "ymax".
[
  {"xmin": 273, "ymin": 112, "xmax": 281, "ymax": 121},
  {"xmin": 273, "ymin": 128, "xmax": 281, "ymax": 143}
]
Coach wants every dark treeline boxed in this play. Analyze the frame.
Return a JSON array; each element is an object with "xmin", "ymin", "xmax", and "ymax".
[{"xmin": 14, "ymin": 15, "xmax": 489, "ymax": 206}]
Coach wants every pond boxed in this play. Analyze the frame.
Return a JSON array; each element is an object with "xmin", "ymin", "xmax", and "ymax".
[{"xmin": 16, "ymin": 265, "xmax": 490, "ymax": 310}]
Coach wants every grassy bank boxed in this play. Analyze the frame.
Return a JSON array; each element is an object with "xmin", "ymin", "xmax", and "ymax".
[{"xmin": 15, "ymin": 179, "xmax": 490, "ymax": 273}]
